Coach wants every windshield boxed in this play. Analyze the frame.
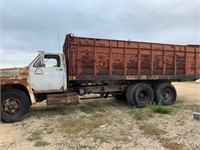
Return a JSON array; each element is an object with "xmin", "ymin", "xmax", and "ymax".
[{"xmin": 28, "ymin": 54, "xmax": 40, "ymax": 67}]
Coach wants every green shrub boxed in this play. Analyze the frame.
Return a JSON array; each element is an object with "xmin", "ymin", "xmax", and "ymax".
[{"xmin": 152, "ymin": 105, "xmax": 173, "ymax": 114}]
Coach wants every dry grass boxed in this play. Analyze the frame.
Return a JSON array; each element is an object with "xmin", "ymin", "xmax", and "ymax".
[
  {"xmin": 129, "ymin": 109, "xmax": 148, "ymax": 120},
  {"xmin": 128, "ymin": 107, "xmax": 153, "ymax": 121},
  {"xmin": 57, "ymin": 112, "xmax": 111, "ymax": 134},
  {"xmin": 27, "ymin": 131, "xmax": 42, "ymax": 141},
  {"xmin": 140, "ymin": 123, "xmax": 164, "ymax": 136},
  {"xmin": 128, "ymin": 104, "xmax": 174, "ymax": 122},
  {"xmin": 79, "ymin": 100, "xmax": 106, "ymax": 114},
  {"xmin": 79, "ymin": 105, "xmax": 94, "ymax": 114},
  {"xmin": 92, "ymin": 133, "xmax": 108, "ymax": 143}
]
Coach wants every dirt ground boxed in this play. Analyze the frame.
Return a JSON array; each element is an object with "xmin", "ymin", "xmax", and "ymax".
[{"xmin": 0, "ymin": 82, "xmax": 200, "ymax": 150}]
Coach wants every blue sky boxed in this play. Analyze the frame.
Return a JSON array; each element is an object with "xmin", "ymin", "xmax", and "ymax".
[{"xmin": 0, "ymin": 0, "xmax": 199, "ymax": 67}]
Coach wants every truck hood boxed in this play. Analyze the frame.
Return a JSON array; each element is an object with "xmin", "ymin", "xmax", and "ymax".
[{"xmin": 0, "ymin": 67, "xmax": 29, "ymax": 80}]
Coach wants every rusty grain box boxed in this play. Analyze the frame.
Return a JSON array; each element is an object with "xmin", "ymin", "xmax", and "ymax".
[{"xmin": 63, "ymin": 34, "xmax": 200, "ymax": 81}]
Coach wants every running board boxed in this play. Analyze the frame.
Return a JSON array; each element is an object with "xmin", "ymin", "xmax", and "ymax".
[{"xmin": 47, "ymin": 93, "xmax": 79, "ymax": 105}]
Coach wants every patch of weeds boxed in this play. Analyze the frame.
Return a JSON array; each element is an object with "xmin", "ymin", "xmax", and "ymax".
[
  {"xmin": 138, "ymin": 110, "xmax": 150, "ymax": 119},
  {"xmin": 129, "ymin": 109, "xmax": 148, "ymax": 120},
  {"xmin": 79, "ymin": 105, "xmax": 94, "ymax": 114},
  {"xmin": 110, "ymin": 98, "xmax": 129, "ymax": 107},
  {"xmin": 151, "ymin": 105, "xmax": 173, "ymax": 114},
  {"xmin": 27, "ymin": 131, "xmax": 42, "ymax": 141},
  {"xmin": 87, "ymin": 100, "xmax": 103, "ymax": 108},
  {"xmin": 114, "ymin": 127, "xmax": 132, "ymax": 142},
  {"xmin": 93, "ymin": 133, "xmax": 108, "ymax": 143},
  {"xmin": 34, "ymin": 140, "xmax": 50, "ymax": 147},
  {"xmin": 87, "ymin": 101, "xmax": 106, "ymax": 112},
  {"xmin": 140, "ymin": 123, "xmax": 164, "ymax": 136},
  {"xmin": 129, "ymin": 108, "xmax": 153, "ymax": 120},
  {"xmin": 58, "ymin": 110, "xmax": 68, "ymax": 115},
  {"xmin": 58, "ymin": 114, "xmax": 111, "ymax": 134}
]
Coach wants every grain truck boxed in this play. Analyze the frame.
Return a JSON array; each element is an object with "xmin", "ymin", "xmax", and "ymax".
[{"xmin": 1, "ymin": 34, "xmax": 200, "ymax": 123}]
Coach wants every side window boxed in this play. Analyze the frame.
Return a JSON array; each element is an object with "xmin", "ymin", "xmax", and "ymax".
[
  {"xmin": 44, "ymin": 55, "xmax": 61, "ymax": 67},
  {"xmin": 33, "ymin": 55, "xmax": 61, "ymax": 67}
]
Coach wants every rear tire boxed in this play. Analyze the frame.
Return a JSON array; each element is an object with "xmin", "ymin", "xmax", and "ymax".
[
  {"xmin": 132, "ymin": 83, "xmax": 154, "ymax": 108},
  {"xmin": 1, "ymin": 89, "xmax": 31, "ymax": 123},
  {"xmin": 155, "ymin": 83, "xmax": 177, "ymax": 105},
  {"xmin": 126, "ymin": 84, "xmax": 138, "ymax": 105},
  {"xmin": 153, "ymin": 83, "xmax": 163, "ymax": 104}
]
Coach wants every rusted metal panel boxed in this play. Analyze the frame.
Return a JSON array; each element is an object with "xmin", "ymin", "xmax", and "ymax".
[
  {"xmin": 46, "ymin": 93, "xmax": 79, "ymax": 105},
  {"xmin": 64, "ymin": 34, "xmax": 200, "ymax": 81},
  {"xmin": 69, "ymin": 74, "xmax": 199, "ymax": 81},
  {"xmin": 0, "ymin": 67, "xmax": 36, "ymax": 104}
]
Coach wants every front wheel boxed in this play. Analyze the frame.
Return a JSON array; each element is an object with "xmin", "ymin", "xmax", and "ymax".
[{"xmin": 1, "ymin": 89, "xmax": 31, "ymax": 123}]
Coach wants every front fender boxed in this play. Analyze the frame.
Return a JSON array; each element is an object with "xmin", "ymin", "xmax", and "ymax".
[{"xmin": 1, "ymin": 79, "xmax": 36, "ymax": 104}]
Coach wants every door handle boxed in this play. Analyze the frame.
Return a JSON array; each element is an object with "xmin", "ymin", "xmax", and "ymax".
[{"xmin": 58, "ymin": 69, "xmax": 63, "ymax": 71}]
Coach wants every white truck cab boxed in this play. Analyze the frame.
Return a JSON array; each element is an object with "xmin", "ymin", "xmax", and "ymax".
[{"xmin": 0, "ymin": 51, "xmax": 78, "ymax": 123}]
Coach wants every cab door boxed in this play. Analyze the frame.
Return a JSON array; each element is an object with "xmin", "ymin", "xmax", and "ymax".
[{"xmin": 29, "ymin": 54, "xmax": 65, "ymax": 92}]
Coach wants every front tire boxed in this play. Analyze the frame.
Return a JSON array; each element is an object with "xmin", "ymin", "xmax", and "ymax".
[{"xmin": 1, "ymin": 89, "xmax": 31, "ymax": 123}]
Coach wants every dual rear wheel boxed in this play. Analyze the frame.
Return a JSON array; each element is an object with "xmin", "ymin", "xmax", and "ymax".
[
  {"xmin": 112, "ymin": 83, "xmax": 177, "ymax": 107},
  {"xmin": 126, "ymin": 83, "xmax": 154, "ymax": 107},
  {"xmin": 154, "ymin": 83, "xmax": 177, "ymax": 105}
]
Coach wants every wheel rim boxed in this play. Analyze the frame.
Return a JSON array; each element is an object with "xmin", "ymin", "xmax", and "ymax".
[
  {"xmin": 2, "ymin": 98, "xmax": 21, "ymax": 114},
  {"xmin": 138, "ymin": 90, "xmax": 148, "ymax": 102},
  {"xmin": 162, "ymin": 88, "xmax": 173, "ymax": 101}
]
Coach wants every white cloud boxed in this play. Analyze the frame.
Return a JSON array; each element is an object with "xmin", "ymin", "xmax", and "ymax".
[{"xmin": 0, "ymin": 49, "xmax": 38, "ymax": 68}]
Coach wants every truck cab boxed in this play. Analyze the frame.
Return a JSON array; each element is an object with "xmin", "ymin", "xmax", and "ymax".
[{"xmin": 0, "ymin": 51, "xmax": 78, "ymax": 123}]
